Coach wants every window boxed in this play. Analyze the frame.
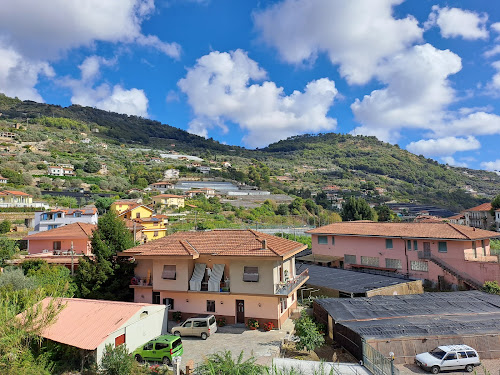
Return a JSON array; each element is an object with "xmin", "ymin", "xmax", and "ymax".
[
  {"xmin": 344, "ymin": 254, "xmax": 356, "ymax": 264},
  {"xmin": 292, "ymin": 293, "xmax": 295, "ymax": 301},
  {"xmin": 183, "ymin": 321, "xmax": 192, "ymax": 328},
  {"xmin": 457, "ymin": 352, "xmax": 466, "ymax": 359},
  {"xmin": 385, "ymin": 258, "xmax": 402, "ymax": 269},
  {"xmin": 280, "ymin": 297, "xmax": 287, "ymax": 313},
  {"xmin": 438, "ymin": 241, "xmax": 447, "ymax": 253},
  {"xmin": 361, "ymin": 256, "xmax": 379, "ymax": 267},
  {"xmin": 318, "ymin": 236, "xmax": 328, "ymax": 244},
  {"xmin": 162, "ymin": 298, "xmax": 174, "ymax": 309},
  {"xmin": 243, "ymin": 266, "xmax": 259, "ymax": 282},
  {"xmin": 331, "ymin": 236, "xmax": 335, "ymax": 245},
  {"xmin": 136, "ymin": 212, "xmax": 140, "ymax": 218},
  {"xmin": 206, "ymin": 300, "xmax": 215, "ymax": 312},
  {"xmin": 53, "ymin": 241, "xmax": 61, "ymax": 250},
  {"xmin": 152, "ymin": 292, "xmax": 160, "ymax": 304},
  {"xmin": 407, "ymin": 240, "xmax": 411, "ymax": 250},
  {"xmin": 482, "ymin": 240, "xmax": 486, "ymax": 256},
  {"xmin": 194, "ymin": 320, "xmax": 208, "ymax": 327},
  {"xmin": 444, "ymin": 353, "xmax": 457, "ymax": 361},
  {"xmin": 385, "ymin": 239, "xmax": 393, "ymax": 249},
  {"xmin": 154, "ymin": 231, "xmax": 159, "ymax": 237},
  {"xmin": 411, "ymin": 261, "xmax": 428, "ymax": 272},
  {"xmin": 466, "ymin": 351, "xmax": 477, "ymax": 358},
  {"xmin": 413, "ymin": 240, "xmax": 418, "ymax": 250},
  {"xmin": 74, "ymin": 212, "xmax": 82, "ymax": 217},
  {"xmin": 155, "ymin": 342, "xmax": 169, "ymax": 350},
  {"xmin": 143, "ymin": 342, "xmax": 153, "ymax": 351},
  {"xmin": 162, "ymin": 265, "xmax": 176, "ymax": 280}
]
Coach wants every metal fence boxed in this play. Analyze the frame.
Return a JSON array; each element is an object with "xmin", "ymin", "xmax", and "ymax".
[{"xmin": 362, "ymin": 339, "xmax": 399, "ymax": 375}]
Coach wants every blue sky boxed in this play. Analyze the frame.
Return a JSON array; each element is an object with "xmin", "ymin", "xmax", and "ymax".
[{"xmin": 1, "ymin": 0, "xmax": 500, "ymax": 171}]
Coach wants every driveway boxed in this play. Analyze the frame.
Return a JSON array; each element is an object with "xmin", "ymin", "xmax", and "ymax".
[{"xmin": 175, "ymin": 321, "xmax": 293, "ymax": 368}]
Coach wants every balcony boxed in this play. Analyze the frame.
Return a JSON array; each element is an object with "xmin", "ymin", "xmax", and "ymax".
[{"xmin": 275, "ymin": 268, "xmax": 309, "ymax": 295}]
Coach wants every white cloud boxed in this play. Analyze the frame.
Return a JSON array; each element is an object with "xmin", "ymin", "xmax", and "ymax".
[
  {"xmin": 488, "ymin": 61, "xmax": 500, "ymax": 91},
  {"xmin": 481, "ymin": 159, "xmax": 500, "ymax": 171},
  {"xmin": 431, "ymin": 111, "xmax": 500, "ymax": 138},
  {"xmin": 253, "ymin": 0, "xmax": 422, "ymax": 85},
  {"xmin": 425, "ymin": 6, "xmax": 488, "ymax": 40},
  {"xmin": 406, "ymin": 136, "xmax": 480, "ymax": 157},
  {"xmin": 484, "ymin": 45, "xmax": 500, "ymax": 58},
  {"xmin": 0, "ymin": 43, "xmax": 54, "ymax": 101},
  {"xmin": 0, "ymin": 0, "xmax": 179, "ymax": 60},
  {"xmin": 63, "ymin": 56, "xmax": 149, "ymax": 117},
  {"xmin": 178, "ymin": 49, "xmax": 338, "ymax": 148},
  {"xmin": 441, "ymin": 156, "xmax": 468, "ymax": 168},
  {"xmin": 351, "ymin": 44, "xmax": 462, "ymax": 142}
]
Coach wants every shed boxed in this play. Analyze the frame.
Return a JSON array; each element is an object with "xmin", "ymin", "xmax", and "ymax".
[
  {"xmin": 300, "ymin": 264, "xmax": 423, "ymax": 297},
  {"xmin": 314, "ymin": 291, "xmax": 500, "ymax": 364},
  {"xmin": 37, "ymin": 298, "xmax": 169, "ymax": 363}
]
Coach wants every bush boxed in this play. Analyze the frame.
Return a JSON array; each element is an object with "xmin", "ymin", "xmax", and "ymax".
[
  {"xmin": 483, "ymin": 281, "xmax": 500, "ymax": 295},
  {"xmin": 0, "ymin": 220, "xmax": 11, "ymax": 234},
  {"xmin": 247, "ymin": 318, "xmax": 259, "ymax": 329},
  {"xmin": 195, "ymin": 350, "xmax": 265, "ymax": 375},
  {"xmin": 263, "ymin": 322, "xmax": 274, "ymax": 331},
  {"xmin": 99, "ymin": 344, "xmax": 134, "ymax": 375},
  {"xmin": 217, "ymin": 317, "xmax": 226, "ymax": 327},
  {"xmin": 172, "ymin": 311, "xmax": 182, "ymax": 322},
  {"xmin": 294, "ymin": 311, "xmax": 325, "ymax": 352}
]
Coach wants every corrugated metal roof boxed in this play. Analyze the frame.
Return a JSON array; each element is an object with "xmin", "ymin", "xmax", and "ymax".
[
  {"xmin": 302, "ymin": 264, "xmax": 414, "ymax": 294},
  {"xmin": 39, "ymin": 298, "xmax": 158, "ymax": 350}
]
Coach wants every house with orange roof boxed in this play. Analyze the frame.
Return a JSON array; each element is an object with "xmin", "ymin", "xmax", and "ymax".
[
  {"xmin": 34, "ymin": 298, "xmax": 168, "ymax": 363},
  {"xmin": 0, "ymin": 190, "xmax": 33, "ymax": 207},
  {"xmin": 446, "ymin": 213, "xmax": 466, "ymax": 226},
  {"xmin": 0, "ymin": 175, "xmax": 7, "ymax": 184},
  {"xmin": 464, "ymin": 202, "xmax": 495, "ymax": 230},
  {"xmin": 307, "ymin": 222, "xmax": 500, "ymax": 290},
  {"xmin": 121, "ymin": 230, "xmax": 308, "ymax": 328},
  {"xmin": 23, "ymin": 222, "xmax": 96, "ymax": 255},
  {"xmin": 111, "ymin": 202, "xmax": 168, "ymax": 242},
  {"xmin": 152, "ymin": 194, "xmax": 185, "ymax": 209},
  {"xmin": 148, "ymin": 181, "xmax": 174, "ymax": 193}
]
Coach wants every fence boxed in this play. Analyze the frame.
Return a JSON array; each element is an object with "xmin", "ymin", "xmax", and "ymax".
[{"xmin": 362, "ymin": 339, "xmax": 398, "ymax": 375}]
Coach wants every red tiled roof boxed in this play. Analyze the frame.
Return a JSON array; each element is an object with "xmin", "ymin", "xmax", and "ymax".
[
  {"xmin": 123, "ymin": 229, "xmax": 306, "ymax": 258},
  {"xmin": 154, "ymin": 194, "xmax": 184, "ymax": 198},
  {"xmin": 23, "ymin": 222, "xmax": 96, "ymax": 240},
  {"xmin": 37, "ymin": 298, "xmax": 156, "ymax": 350},
  {"xmin": 446, "ymin": 214, "xmax": 465, "ymax": 220},
  {"xmin": 466, "ymin": 203, "xmax": 492, "ymax": 211},
  {"xmin": 307, "ymin": 222, "xmax": 500, "ymax": 240},
  {"xmin": 1, "ymin": 190, "xmax": 32, "ymax": 196}
]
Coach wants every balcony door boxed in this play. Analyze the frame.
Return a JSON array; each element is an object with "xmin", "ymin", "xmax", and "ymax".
[
  {"xmin": 423, "ymin": 242, "xmax": 431, "ymax": 257},
  {"xmin": 236, "ymin": 300, "xmax": 245, "ymax": 324}
]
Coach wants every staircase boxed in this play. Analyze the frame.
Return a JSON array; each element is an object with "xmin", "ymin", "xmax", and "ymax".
[{"xmin": 418, "ymin": 251, "xmax": 483, "ymax": 290}]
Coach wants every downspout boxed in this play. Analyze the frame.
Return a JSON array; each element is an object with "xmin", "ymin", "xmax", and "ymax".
[{"xmin": 403, "ymin": 237, "xmax": 409, "ymax": 278}]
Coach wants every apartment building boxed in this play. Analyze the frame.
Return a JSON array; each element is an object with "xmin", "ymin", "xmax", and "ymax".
[
  {"xmin": 464, "ymin": 203, "xmax": 495, "ymax": 230},
  {"xmin": 308, "ymin": 222, "xmax": 500, "ymax": 289},
  {"xmin": 32, "ymin": 207, "xmax": 98, "ymax": 232},
  {"xmin": 121, "ymin": 230, "xmax": 308, "ymax": 328}
]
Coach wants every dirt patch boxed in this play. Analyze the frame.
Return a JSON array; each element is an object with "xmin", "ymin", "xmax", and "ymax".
[{"xmin": 282, "ymin": 337, "xmax": 357, "ymax": 363}]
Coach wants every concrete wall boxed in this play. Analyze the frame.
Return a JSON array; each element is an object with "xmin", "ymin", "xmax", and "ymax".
[
  {"xmin": 28, "ymin": 238, "xmax": 90, "ymax": 254},
  {"xmin": 230, "ymin": 258, "xmax": 276, "ymax": 295},
  {"xmin": 96, "ymin": 305, "xmax": 167, "ymax": 363}
]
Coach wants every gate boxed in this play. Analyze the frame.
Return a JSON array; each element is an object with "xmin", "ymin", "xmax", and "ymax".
[{"xmin": 362, "ymin": 339, "xmax": 398, "ymax": 375}]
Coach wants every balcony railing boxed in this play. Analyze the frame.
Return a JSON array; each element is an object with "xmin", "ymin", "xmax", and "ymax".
[{"xmin": 275, "ymin": 268, "xmax": 309, "ymax": 295}]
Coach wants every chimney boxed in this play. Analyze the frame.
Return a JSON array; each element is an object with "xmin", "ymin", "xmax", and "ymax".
[{"xmin": 261, "ymin": 239, "xmax": 267, "ymax": 249}]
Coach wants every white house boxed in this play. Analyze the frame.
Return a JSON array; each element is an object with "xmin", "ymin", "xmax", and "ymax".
[
  {"xmin": 32, "ymin": 207, "xmax": 99, "ymax": 233},
  {"xmin": 48, "ymin": 166, "xmax": 75, "ymax": 176},
  {"xmin": 196, "ymin": 166, "xmax": 211, "ymax": 174},
  {"xmin": 36, "ymin": 298, "xmax": 169, "ymax": 363}
]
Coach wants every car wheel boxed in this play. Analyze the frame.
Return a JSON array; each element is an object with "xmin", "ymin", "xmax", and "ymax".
[
  {"xmin": 162, "ymin": 356, "xmax": 171, "ymax": 365},
  {"xmin": 174, "ymin": 331, "xmax": 181, "ymax": 337},
  {"xmin": 201, "ymin": 332, "xmax": 208, "ymax": 340},
  {"xmin": 431, "ymin": 366, "xmax": 440, "ymax": 374},
  {"xmin": 465, "ymin": 365, "xmax": 474, "ymax": 372},
  {"xmin": 135, "ymin": 354, "xmax": 143, "ymax": 363}
]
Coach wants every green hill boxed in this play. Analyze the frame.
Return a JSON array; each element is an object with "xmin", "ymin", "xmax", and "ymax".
[{"xmin": 0, "ymin": 94, "xmax": 497, "ymax": 212}]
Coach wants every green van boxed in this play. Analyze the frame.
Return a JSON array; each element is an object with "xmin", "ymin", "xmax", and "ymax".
[{"xmin": 132, "ymin": 335, "xmax": 183, "ymax": 365}]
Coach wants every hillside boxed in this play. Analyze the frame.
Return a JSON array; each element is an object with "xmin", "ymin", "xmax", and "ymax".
[{"xmin": 0, "ymin": 94, "xmax": 498, "ymax": 212}]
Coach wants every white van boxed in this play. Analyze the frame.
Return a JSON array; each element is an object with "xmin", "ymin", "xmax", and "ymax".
[
  {"xmin": 170, "ymin": 314, "xmax": 217, "ymax": 340},
  {"xmin": 415, "ymin": 345, "xmax": 480, "ymax": 374}
]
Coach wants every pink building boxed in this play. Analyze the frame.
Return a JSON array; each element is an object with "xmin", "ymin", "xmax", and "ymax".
[
  {"xmin": 308, "ymin": 222, "xmax": 500, "ymax": 289},
  {"xmin": 24, "ymin": 222, "xmax": 95, "ymax": 255},
  {"xmin": 121, "ymin": 230, "xmax": 308, "ymax": 328}
]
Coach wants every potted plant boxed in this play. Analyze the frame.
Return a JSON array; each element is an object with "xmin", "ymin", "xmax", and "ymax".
[
  {"xmin": 217, "ymin": 317, "xmax": 226, "ymax": 327},
  {"xmin": 172, "ymin": 311, "xmax": 182, "ymax": 323},
  {"xmin": 263, "ymin": 322, "xmax": 274, "ymax": 331},
  {"xmin": 247, "ymin": 318, "xmax": 259, "ymax": 330}
]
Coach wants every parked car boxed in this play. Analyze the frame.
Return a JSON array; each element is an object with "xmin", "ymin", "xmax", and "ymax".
[
  {"xmin": 170, "ymin": 314, "xmax": 217, "ymax": 340},
  {"xmin": 132, "ymin": 334, "xmax": 183, "ymax": 365},
  {"xmin": 415, "ymin": 345, "xmax": 480, "ymax": 374}
]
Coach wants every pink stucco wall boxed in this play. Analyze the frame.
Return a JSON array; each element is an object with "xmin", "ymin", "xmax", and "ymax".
[
  {"xmin": 311, "ymin": 234, "xmax": 499, "ymax": 285},
  {"xmin": 28, "ymin": 239, "xmax": 91, "ymax": 255}
]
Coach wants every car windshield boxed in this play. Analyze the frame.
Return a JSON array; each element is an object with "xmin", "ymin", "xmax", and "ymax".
[
  {"xmin": 171, "ymin": 338, "xmax": 182, "ymax": 350},
  {"xmin": 429, "ymin": 348, "xmax": 447, "ymax": 359}
]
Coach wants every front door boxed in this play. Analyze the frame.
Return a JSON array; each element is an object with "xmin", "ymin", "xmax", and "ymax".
[
  {"xmin": 423, "ymin": 242, "xmax": 431, "ymax": 257},
  {"xmin": 236, "ymin": 300, "xmax": 245, "ymax": 324}
]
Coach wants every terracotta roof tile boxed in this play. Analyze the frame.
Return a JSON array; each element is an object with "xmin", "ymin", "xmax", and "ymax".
[
  {"xmin": 2, "ymin": 190, "xmax": 32, "ymax": 196},
  {"xmin": 306, "ymin": 222, "xmax": 500, "ymax": 240},
  {"xmin": 123, "ymin": 229, "xmax": 306, "ymax": 258},
  {"xmin": 23, "ymin": 222, "xmax": 96, "ymax": 240},
  {"xmin": 466, "ymin": 203, "xmax": 493, "ymax": 211}
]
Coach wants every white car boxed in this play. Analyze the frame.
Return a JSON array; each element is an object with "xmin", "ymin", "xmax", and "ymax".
[{"xmin": 415, "ymin": 345, "xmax": 480, "ymax": 374}]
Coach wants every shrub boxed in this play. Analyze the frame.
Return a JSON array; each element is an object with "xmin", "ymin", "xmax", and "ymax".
[
  {"xmin": 294, "ymin": 311, "xmax": 325, "ymax": 352},
  {"xmin": 0, "ymin": 220, "xmax": 11, "ymax": 234},
  {"xmin": 247, "ymin": 318, "xmax": 259, "ymax": 329},
  {"xmin": 195, "ymin": 350, "xmax": 265, "ymax": 375},
  {"xmin": 172, "ymin": 311, "xmax": 182, "ymax": 322},
  {"xmin": 99, "ymin": 344, "xmax": 134, "ymax": 375},
  {"xmin": 217, "ymin": 317, "xmax": 226, "ymax": 327},
  {"xmin": 483, "ymin": 281, "xmax": 500, "ymax": 295},
  {"xmin": 263, "ymin": 322, "xmax": 274, "ymax": 331}
]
